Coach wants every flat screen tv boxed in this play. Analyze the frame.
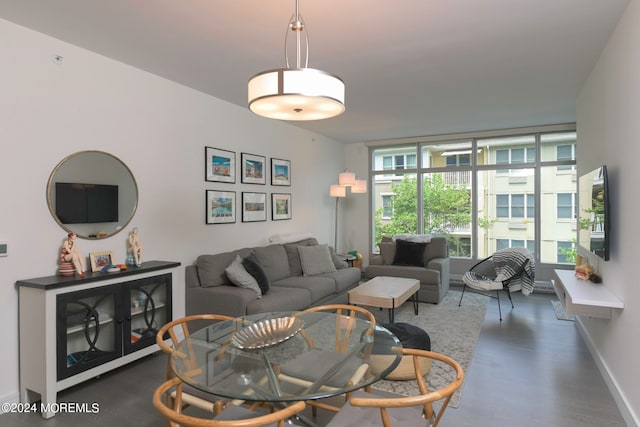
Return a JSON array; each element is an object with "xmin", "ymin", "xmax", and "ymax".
[
  {"xmin": 55, "ymin": 182, "xmax": 119, "ymax": 224},
  {"xmin": 578, "ymin": 165, "xmax": 610, "ymax": 261}
]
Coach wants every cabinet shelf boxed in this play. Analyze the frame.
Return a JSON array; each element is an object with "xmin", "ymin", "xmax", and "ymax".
[
  {"xmin": 130, "ymin": 302, "xmax": 165, "ymax": 317},
  {"xmin": 553, "ymin": 269, "xmax": 623, "ymax": 319},
  {"xmin": 66, "ymin": 315, "xmax": 114, "ymax": 334}
]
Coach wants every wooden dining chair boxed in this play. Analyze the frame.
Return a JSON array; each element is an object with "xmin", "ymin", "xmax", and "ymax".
[
  {"xmin": 326, "ymin": 348, "xmax": 464, "ymax": 427},
  {"xmin": 153, "ymin": 377, "xmax": 307, "ymax": 427},
  {"xmin": 156, "ymin": 314, "xmax": 234, "ymax": 415},
  {"xmin": 278, "ymin": 304, "xmax": 377, "ymax": 415}
]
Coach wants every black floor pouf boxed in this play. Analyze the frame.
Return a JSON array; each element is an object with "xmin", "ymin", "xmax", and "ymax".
[{"xmin": 381, "ymin": 322, "xmax": 432, "ymax": 380}]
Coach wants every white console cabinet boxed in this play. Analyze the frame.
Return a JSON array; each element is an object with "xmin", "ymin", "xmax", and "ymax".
[
  {"xmin": 17, "ymin": 260, "xmax": 180, "ymax": 418},
  {"xmin": 553, "ymin": 269, "xmax": 623, "ymax": 319}
]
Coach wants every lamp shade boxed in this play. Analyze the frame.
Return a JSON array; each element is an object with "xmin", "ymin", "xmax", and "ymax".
[
  {"xmin": 352, "ymin": 179, "xmax": 367, "ymax": 193},
  {"xmin": 338, "ymin": 172, "xmax": 356, "ymax": 187},
  {"xmin": 248, "ymin": 68, "xmax": 345, "ymax": 121},
  {"xmin": 330, "ymin": 184, "xmax": 346, "ymax": 198}
]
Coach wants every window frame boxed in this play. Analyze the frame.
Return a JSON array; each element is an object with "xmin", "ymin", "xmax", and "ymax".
[{"xmin": 368, "ymin": 125, "xmax": 577, "ymax": 273}]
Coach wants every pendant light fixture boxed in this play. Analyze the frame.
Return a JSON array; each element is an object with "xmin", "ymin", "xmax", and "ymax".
[{"xmin": 247, "ymin": 0, "xmax": 345, "ymax": 121}]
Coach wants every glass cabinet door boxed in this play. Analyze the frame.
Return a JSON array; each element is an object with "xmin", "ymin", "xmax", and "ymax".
[
  {"xmin": 56, "ymin": 285, "xmax": 122, "ymax": 380},
  {"xmin": 124, "ymin": 273, "xmax": 172, "ymax": 354}
]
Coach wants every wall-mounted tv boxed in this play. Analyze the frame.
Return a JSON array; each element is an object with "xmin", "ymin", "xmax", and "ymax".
[
  {"xmin": 578, "ymin": 165, "xmax": 610, "ymax": 261},
  {"xmin": 55, "ymin": 182, "xmax": 119, "ymax": 224}
]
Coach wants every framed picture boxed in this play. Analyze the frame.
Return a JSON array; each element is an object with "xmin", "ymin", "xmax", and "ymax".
[
  {"xmin": 89, "ymin": 251, "xmax": 114, "ymax": 272},
  {"xmin": 205, "ymin": 147, "xmax": 235, "ymax": 183},
  {"xmin": 242, "ymin": 192, "xmax": 267, "ymax": 222},
  {"xmin": 271, "ymin": 158, "xmax": 291, "ymax": 186},
  {"xmin": 241, "ymin": 152, "xmax": 266, "ymax": 185},
  {"xmin": 272, "ymin": 193, "xmax": 291, "ymax": 220},
  {"xmin": 206, "ymin": 190, "xmax": 236, "ymax": 224}
]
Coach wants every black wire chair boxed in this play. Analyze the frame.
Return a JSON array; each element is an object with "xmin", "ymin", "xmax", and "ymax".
[{"xmin": 458, "ymin": 248, "xmax": 535, "ymax": 321}]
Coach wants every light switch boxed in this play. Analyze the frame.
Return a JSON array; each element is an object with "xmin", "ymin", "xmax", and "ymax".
[{"xmin": 0, "ymin": 241, "xmax": 7, "ymax": 257}]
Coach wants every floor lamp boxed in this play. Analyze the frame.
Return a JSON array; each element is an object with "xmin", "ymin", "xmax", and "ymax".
[
  {"xmin": 330, "ymin": 173, "xmax": 367, "ymax": 252},
  {"xmin": 330, "ymin": 184, "xmax": 346, "ymax": 251}
]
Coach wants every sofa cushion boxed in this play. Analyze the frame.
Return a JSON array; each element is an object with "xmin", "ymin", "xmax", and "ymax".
[
  {"xmin": 318, "ymin": 268, "xmax": 362, "ymax": 293},
  {"xmin": 379, "ymin": 242, "xmax": 396, "ymax": 265},
  {"xmin": 246, "ymin": 286, "xmax": 312, "ymax": 315},
  {"xmin": 242, "ymin": 254, "xmax": 271, "ymax": 294},
  {"xmin": 196, "ymin": 248, "xmax": 254, "ymax": 288},
  {"xmin": 273, "ymin": 276, "xmax": 336, "ymax": 302},
  {"xmin": 284, "ymin": 238, "xmax": 319, "ymax": 277},
  {"xmin": 392, "ymin": 239, "xmax": 426, "ymax": 266},
  {"xmin": 253, "ymin": 244, "xmax": 291, "ymax": 282},
  {"xmin": 365, "ymin": 264, "xmax": 441, "ymax": 285},
  {"xmin": 225, "ymin": 255, "xmax": 262, "ymax": 298},
  {"xmin": 196, "ymin": 253, "xmax": 236, "ymax": 287},
  {"xmin": 298, "ymin": 244, "xmax": 337, "ymax": 276}
]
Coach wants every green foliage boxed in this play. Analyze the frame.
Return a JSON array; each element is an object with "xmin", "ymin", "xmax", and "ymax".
[
  {"xmin": 374, "ymin": 174, "xmax": 472, "ymax": 244},
  {"xmin": 559, "ymin": 239, "xmax": 577, "ymax": 263},
  {"xmin": 478, "ymin": 214, "xmax": 496, "ymax": 230}
]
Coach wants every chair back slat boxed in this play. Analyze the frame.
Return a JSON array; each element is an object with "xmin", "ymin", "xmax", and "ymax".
[
  {"xmin": 153, "ymin": 378, "xmax": 306, "ymax": 427},
  {"xmin": 331, "ymin": 348, "xmax": 464, "ymax": 427}
]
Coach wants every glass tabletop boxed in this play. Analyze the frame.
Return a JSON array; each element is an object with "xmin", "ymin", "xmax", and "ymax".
[{"xmin": 170, "ymin": 311, "xmax": 402, "ymax": 403}]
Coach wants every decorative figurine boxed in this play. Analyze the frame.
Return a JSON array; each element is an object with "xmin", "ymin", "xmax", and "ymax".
[
  {"xmin": 60, "ymin": 231, "xmax": 85, "ymax": 277},
  {"xmin": 575, "ymin": 261, "xmax": 594, "ymax": 281},
  {"xmin": 128, "ymin": 227, "xmax": 143, "ymax": 267}
]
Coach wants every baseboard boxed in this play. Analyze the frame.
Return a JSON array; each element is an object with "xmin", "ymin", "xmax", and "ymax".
[
  {"xmin": 451, "ymin": 277, "xmax": 555, "ymax": 294},
  {"xmin": 576, "ymin": 318, "xmax": 639, "ymax": 427},
  {"xmin": 0, "ymin": 392, "xmax": 20, "ymax": 414}
]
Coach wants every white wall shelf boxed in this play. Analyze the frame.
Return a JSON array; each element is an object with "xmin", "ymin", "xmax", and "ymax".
[{"xmin": 553, "ymin": 269, "xmax": 623, "ymax": 319}]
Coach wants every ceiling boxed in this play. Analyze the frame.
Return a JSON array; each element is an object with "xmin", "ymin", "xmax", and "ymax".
[{"xmin": 0, "ymin": 0, "xmax": 630, "ymax": 143}]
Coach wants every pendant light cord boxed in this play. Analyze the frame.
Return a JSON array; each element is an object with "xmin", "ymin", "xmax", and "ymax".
[{"xmin": 285, "ymin": 0, "xmax": 309, "ymax": 69}]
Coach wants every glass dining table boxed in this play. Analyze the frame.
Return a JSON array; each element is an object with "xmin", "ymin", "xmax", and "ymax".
[{"xmin": 169, "ymin": 311, "xmax": 402, "ymax": 406}]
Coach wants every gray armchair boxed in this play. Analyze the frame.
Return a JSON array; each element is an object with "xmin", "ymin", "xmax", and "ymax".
[{"xmin": 364, "ymin": 236, "xmax": 449, "ymax": 304}]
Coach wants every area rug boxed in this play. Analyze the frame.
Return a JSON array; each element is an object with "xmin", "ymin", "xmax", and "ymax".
[
  {"xmin": 551, "ymin": 299, "xmax": 575, "ymax": 321},
  {"xmin": 367, "ymin": 290, "xmax": 488, "ymax": 408}
]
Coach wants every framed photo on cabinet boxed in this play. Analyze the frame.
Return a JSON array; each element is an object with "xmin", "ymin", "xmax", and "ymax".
[
  {"xmin": 242, "ymin": 192, "xmax": 267, "ymax": 222},
  {"xmin": 205, "ymin": 147, "xmax": 235, "ymax": 183},
  {"xmin": 206, "ymin": 190, "xmax": 236, "ymax": 224},
  {"xmin": 271, "ymin": 193, "xmax": 291, "ymax": 220},
  {"xmin": 271, "ymin": 158, "xmax": 291, "ymax": 186},
  {"xmin": 89, "ymin": 251, "xmax": 114, "ymax": 272},
  {"xmin": 241, "ymin": 152, "xmax": 266, "ymax": 185}
]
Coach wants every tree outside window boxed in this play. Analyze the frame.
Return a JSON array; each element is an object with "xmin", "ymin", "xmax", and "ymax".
[{"xmin": 374, "ymin": 174, "xmax": 471, "ymax": 253}]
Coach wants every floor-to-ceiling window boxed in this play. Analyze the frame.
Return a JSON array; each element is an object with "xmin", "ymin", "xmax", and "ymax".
[{"xmin": 369, "ymin": 125, "xmax": 577, "ymax": 272}]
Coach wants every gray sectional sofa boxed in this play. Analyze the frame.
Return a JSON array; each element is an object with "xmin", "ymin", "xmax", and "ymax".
[
  {"xmin": 185, "ymin": 238, "xmax": 362, "ymax": 317},
  {"xmin": 364, "ymin": 236, "xmax": 450, "ymax": 304}
]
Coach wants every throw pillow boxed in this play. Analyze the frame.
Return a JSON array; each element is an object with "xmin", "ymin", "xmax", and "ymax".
[
  {"xmin": 253, "ymin": 245, "xmax": 291, "ymax": 282},
  {"xmin": 328, "ymin": 246, "xmax": 348, "ymax": 269},
  {"xmin": 225, "ymin": 255, "xmax": 262, "ymax": 298},
  {"xmin": 392, "ymin": 239, "xmax": 427, "ymax": 267},
  {"xmin": 242, "ymin": 254, "xmax": 271, "ymax": 294},
  {"xmin": 284, "ymin": 238, "xmax": 318, "ymax": 276},
  {"xmin": 392, "ymin": 233, "xmax": 432, "ymax": 243},
  {"xmin": 297, "ymin": 244, "xmax": 338, "ymax": 276}
]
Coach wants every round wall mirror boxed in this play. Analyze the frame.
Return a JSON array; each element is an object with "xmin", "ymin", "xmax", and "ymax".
[{"xmin": 47, "ymin": 151, "xmax": 138, "ymax": 239}]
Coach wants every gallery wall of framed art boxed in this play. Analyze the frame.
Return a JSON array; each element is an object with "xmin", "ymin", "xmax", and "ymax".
[{"xmin": 204, "ymin": 147, "xmax": 292, "ymax": 224}]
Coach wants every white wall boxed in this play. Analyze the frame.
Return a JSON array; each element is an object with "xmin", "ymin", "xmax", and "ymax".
[
  {"xmin": 577, "ymin": 0, "xmax": 640, "ymax": 424},
  {"xmin": 0, "ymin": 19, "xmax": 347, "ymax": 404},
  {"xmin": 341, "ymin": 143, "xmax": 370, "ymax": 259}
]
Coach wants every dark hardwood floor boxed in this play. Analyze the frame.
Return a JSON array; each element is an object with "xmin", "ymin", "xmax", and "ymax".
[{"xmin": 1, "ymin": 289, "xmax": 627, "ymax": 426}]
